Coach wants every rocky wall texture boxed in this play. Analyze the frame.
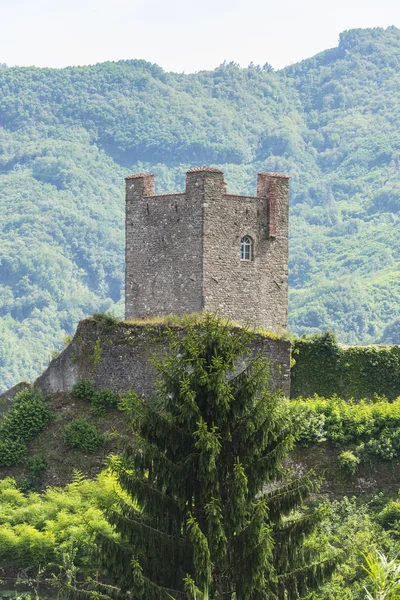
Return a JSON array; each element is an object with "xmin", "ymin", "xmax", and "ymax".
[
  {"xmin": 202, "ymin": 173, "xmax": 289, "ymax": 331},
  {"xmin": 125, "ymin": 173, "xmax": 203, "ymax": 319},
  {"xmin": 34, "ymin": 318, "xmax": 291, "ymax": 397},
  {"xmin": 125, "ymin": 168, "xmax": 289, "ymax": 332}
]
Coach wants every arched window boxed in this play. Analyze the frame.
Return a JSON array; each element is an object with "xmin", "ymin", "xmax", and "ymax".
[{"xmin": 240, "ymin": 236, "xmax": 253, "ymax": 261}]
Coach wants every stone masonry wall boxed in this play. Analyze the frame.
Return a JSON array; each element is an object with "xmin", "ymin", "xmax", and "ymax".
[
  {"xmin": 202, "ymin": 173, "xmax": 289, "ymax": 331},
  {"xmin": 125, "ymin": 173, "xmax": 203, "ymax": 319},
  {"xmin": 125, "ymin": 168, "xmax": 289, "ymax": 333},
  {"xmin": 35, "ymin": 318, "xmax": 291, "ymax": 397}
]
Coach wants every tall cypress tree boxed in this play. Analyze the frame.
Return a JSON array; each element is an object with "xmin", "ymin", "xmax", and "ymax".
[{"xmin": 95, "ymin": 315, "xmax": 336, "ymax": 599}]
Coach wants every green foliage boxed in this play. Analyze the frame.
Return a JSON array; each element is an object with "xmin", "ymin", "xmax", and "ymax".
[
  {"xmin": 62, "ymin": 418, "xmax": 105, "ymax": 453},
  {"xmin": 95, "ymin": 315, "xmax": 335, "ymax": 599},
  {"xmin": 72, "ymin": 380, "xmax": 119, "ymax": 414},
  {"xmin": 0, "ymin": 471, "xmax": 121, "ymax": 574},
  {"xmin": 0, "ymin": 389, "xmax": 50, "ymax": 467},
  {"xmin": 91, "ymin": 390, "xmax": 119, "ymax": 414},
  {"xmin": 1, "ymin": 389, "xmax": 50, "ymax": 441},
  {"xmin": 27, "ymin": 455, "xmax": 47, "ymax": 477},
  {"xmin": 363, "ymin": 551, "xmax": 400, "ymax": 599},
  {"xmin": 72, "ymin": 380, "xmax": 96, "ymax": 402},
  {"xmin": 292, "ymin": 333, "xmax": 400, "ymax": 400},
  {"xmin": 339, "ymin": 450, "xmax": 360, "ymax": 474},
  {"xmin": 1, "ymin": 26, "xmax": 400, "ymax": 392},
  {"xmin": 376, "ymin": 494, "xmax": 400, "ymax": 537},
  {"xmin": 294, "ymin": 395, "xmax": 400, "ymax": 464},
  {"xmin": 0, "ymin": 438, "xmax": 26, "ymax": 467},
  {"xmin": 309, "ymin": 495, "xmax": 399, "ymax": 600}
]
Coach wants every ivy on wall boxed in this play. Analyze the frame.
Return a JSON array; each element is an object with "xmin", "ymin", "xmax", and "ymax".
[{"xmin": 291, "ymin": 332, "xmax": 400, "ymax": 400}]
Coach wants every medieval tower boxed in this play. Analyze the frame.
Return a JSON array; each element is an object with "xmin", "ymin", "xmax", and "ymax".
[{"xmin": 125, "ymin": 167, "xmax": 289, "ymax": 331}]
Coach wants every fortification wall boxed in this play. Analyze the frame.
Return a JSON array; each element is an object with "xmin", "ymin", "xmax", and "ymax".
[
  {"xmin": 35, "ymin": 318, "xmax": 291, "ymax": 397},
  {"xmin": 203, "ymin": 189, "xmax": 288, "ymax": 331},
  {"xmin": 124, "ymin": 168, "xmax": 289, "ymax": 332},
  {"xmin": 125, "ymin": 173, "xmax": 203, "ymax": 319}
]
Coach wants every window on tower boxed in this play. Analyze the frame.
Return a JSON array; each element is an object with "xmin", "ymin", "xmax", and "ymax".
[{"xmin": 240, "ymin": 236, "xmax": 253, "ymax": 261}]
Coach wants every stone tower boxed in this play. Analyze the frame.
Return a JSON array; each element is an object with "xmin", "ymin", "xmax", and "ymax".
[{"xmin": 125, "ymin": 167, "xmax": 289, "ymax": 331}]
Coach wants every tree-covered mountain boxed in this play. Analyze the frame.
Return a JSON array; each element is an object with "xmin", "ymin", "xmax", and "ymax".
[{"xmin": 0, "ymin": 26, "xmax": 399, "ymax": 391}]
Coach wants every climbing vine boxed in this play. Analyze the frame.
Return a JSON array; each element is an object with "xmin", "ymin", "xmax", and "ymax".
[{"xmin": 291, "ymin": 333, "xmax": 400, "ymax": 400}]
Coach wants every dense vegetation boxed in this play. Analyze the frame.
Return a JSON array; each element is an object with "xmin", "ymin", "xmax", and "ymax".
[
  {"xmin": 0, "ymin": 473, "xmax": 399, "ymax": 600},
  {"xmin": 90, "ymin": 315, "xmax": 335, "ymax": 599},
  {"xmin": 0, "ymin": 389, "xmax": 49, "ymax": 467},
  {"xmin": 0, "ymin": 26, "xmax": 399, "ymax": 391},
  {"xmin": 0, "ymin": 318, "xmax": 400, "ymax": 598},
  {"xmin": 291, "ymin": 332, "xmax": 400, "ymax": 400},
  {"xmin": 294, "ymin": 395, "xmax": 400, "ymax": 466}
]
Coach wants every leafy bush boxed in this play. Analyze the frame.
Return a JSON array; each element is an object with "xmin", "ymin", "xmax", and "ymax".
[
  {"xmin": 72, "ymin": 380, "xmax": 96, "ymax": 402},
  {"xmin": 1, "ymin": 389, "xmax": 50, "ymax": 442},
  {"xmin": 294, "ymin": 395, "xmax": 400, "ymax": 464},
  {"xmin": 91, "ymin": 390, "xmax": 119, "ymax": 415},
  {"xmin": 338, "ymin": 450, "xmax": 360, "ymax": 474},
  {"xmin": 0, "ymin": 389, "xmax": 50, "ymax": 468},
  {"xmin": 377, "ymin": 497, "xmax": 400, "ymax": 534},
  {"xmin": 72, "ymin": 381, "xmax": 119, "ymax": 414},
  {"xmin": 63, "ymin": 418, "xmax": 105, "ymax": 453},
  {"xmin": 308, "ymin": 495, "xmax": 398, "ymax": 600},
  {"xmin": 27, "ymin": 456, "xmax": 47, "ymax": 477},
  {"xmin": 0, "ymin": 472, "xmax": 123, "ymax": 574},
  {"xmin": 0, "ymin": 438, "xmax": 26, "ymax": 467}
]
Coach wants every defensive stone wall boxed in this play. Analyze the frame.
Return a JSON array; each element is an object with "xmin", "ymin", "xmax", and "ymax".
[
  {"xmin": 125, "ymin": 168, "xmax": 289, "ymax": 332},
  {"xmin": 35, "ymin": 318, "xmax": 291, "ymax": 397},
  {"xmin": 125, "ymin": 172, "xmax": 204, "ymax": 318}
]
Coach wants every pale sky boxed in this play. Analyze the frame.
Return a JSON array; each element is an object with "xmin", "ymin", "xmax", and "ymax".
[{"xmin": 0, "ymin": 0, "xmax": 399, "ymax": 72}]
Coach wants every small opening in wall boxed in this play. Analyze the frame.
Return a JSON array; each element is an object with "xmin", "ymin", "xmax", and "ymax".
[{"xmin": 240, "ymin": 236, "xmax": 253, "ymax": 261}]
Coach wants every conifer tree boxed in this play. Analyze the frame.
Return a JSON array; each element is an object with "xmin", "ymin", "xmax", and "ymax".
[{"xmin": 95, "ymin": 315, "xmax": 336, "ymax": 599}]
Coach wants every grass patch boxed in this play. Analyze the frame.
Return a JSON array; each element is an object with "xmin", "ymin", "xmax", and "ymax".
[{"xmin": 123, "ymin": 312, "xmax": 290, "ymax": 339}]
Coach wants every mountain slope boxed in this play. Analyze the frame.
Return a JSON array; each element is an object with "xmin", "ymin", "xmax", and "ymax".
[{"xmin": 0, "ymin": 26, "xmax": 399, "ymax": 391}]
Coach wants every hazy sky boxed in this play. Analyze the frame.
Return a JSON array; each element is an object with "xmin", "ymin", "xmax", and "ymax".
[{"xmin": 0, "ymin": 0, "xmax": 399, "ymax": 72}]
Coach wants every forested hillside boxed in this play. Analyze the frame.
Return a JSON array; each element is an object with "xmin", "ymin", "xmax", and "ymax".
[{"xmin": 0, "ymin": 26, "xmax": 399, "ymax": 391}]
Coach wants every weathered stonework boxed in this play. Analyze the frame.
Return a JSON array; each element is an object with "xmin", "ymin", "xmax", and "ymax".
[
  {"xmin": 125, "ymin": 167, "xmax": 289, "ymax": 332},
  {"xmin": 35, "ymin": 318, "xmax": 291, "ymax": 397}
]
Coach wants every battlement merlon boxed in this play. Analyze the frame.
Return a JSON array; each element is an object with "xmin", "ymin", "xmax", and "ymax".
[
  {"xmin": 125, "ymin": 168, "xmax": 289, "ymax": 239},
  {"xmin": 257, "ymin": 172, "xmax": 290, "ymax": 238},
  {"xmin": 125, "ymin": 172, "xmax": 155, "ymax": 199}
]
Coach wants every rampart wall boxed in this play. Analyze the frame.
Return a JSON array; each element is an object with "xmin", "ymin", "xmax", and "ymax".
[{"xmin": 35, "ymin": 318, "xmax": 291, "ymax": 397}]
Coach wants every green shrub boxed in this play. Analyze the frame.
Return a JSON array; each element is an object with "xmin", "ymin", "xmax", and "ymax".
[
  {"xmin": 0, "ymin": 389, "xmax": 50, "ymax": 468},
  {"xmin": 1, "ymin": 389, "xmax": 50, "ymax": 442},
  {"xmin": 27, "ymin": 456, "xmax": 47, "ymax": 477},
  {"xmin": 293, "ymin": 395, "xmax": 400, "ymax": 463},
  {"xmin": 72, "ymin": 380, "xmax": 96, "ymax": 402},
  {"xmin": 91, "ymin": 390, "xmax": 119, "ymax": 415},
  {"xmin": 63, "ymin": 418, "xmax": 105, "ymax": 453},
  {"xmin": 0, "ymin": 471, "xmax": 122, "ymax": 573},
  {"xmin": 72, "ymin": 381, "xmax": 119, "ymax": 414},
  {"xmin": 295, "ymin": 409, "xmax": 326, "ymax": 445},
  {"xmin": 0, "ymin": 438, "xmax": 26, "ymax": 467},
  {"xmin": 338, "ymin": 450, "xmax": 360, "ymax": 474}
]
